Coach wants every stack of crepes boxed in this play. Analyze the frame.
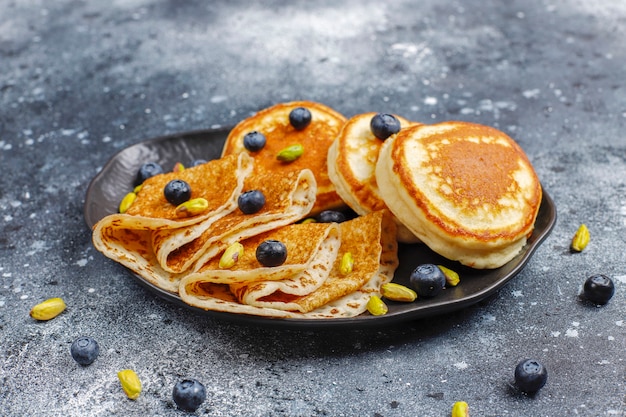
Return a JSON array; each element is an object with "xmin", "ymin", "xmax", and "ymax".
[{"xmin": 92, "ymin": 152, "xmax": 399, "ymax": 319}]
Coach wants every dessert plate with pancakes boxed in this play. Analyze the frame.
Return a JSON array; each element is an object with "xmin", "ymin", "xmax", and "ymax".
[{"xmin": 85, "ymin": 122, "xmax": 556, "ymax": 328}]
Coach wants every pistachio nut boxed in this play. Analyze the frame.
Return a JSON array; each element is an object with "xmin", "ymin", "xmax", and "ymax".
[
  {"xmin": 300, "ymin": 217, "xmax": 317, "ymax": 224},
  {"xmin": 339, "ymin": 252, "xmax": 354, "ymax": 275},
  {"xmin": 30, "ymin": 297, "xmax": 66, "ymax": 321},
  {"xmin": 175, "ymin": 197, "xmax": 209, "ymax": 217},
  {"xmin": 117, "ymin": 369, "xmax": 142, "ymax": 400},
  {"xmin": 381, "ymin": 283, "xmax": 417, "ymax": 302},
  {"xmin": 438, "ymin": 265, "xmax": 460, "ymax": 287},
  {"xmin": 366, "ymin": 295, "xmax": 388, "ymax": 316},
  {"xmin": 219, "ymin": 242, "xmax": 244, "ymax": 269},
  {"xmin": 276, "ymin": 143, "xmax": 304, "ymax": 162},
  {"xmin": 172, "ymin": 162, "xmax": 185, "ymax": 172},
  {"xmin": 571, "ymin": 224, "xmax": 590, "ymax": 252},
  {"xmin": 451, "ymin": 401, "xmax": 469, "ymax": 417},
  {"xmin": 119, "ymin": 192, "xmax": 137, "ymax": 214},
  {"xmin": 133, "ymin": 184, "xmax": 143, "ymax": 194}
]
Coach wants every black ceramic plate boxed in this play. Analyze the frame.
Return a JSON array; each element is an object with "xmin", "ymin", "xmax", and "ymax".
[{"xmin": 85, "ymin": 129, "xmax": 557, "ymax": 328}]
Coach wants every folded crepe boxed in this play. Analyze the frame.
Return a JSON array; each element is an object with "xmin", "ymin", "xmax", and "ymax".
[
  {"xmin": 178, "ymin": 210, "xmax": 399, "ymax": 319},
  {"xmin": 92, "ymin": 153, "xmax": 253, "ymax": 292},
  {"xmin": 160, "ymin": 166, "xmax": 317, "ymax": 273},
  {"xmin": 92, "ymin": 153, "xmax": 317, "ymax": 293}
]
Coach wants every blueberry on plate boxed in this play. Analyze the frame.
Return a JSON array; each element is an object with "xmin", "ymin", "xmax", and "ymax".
[
  {"xmin": 135, "ymin": 162, "xmax": 164, "ymax": 186},
  {"xmin": 164, "ymin": 179, "xmax": 191, "ymax": 205},
  {"xmin": 238, "ymin": 190, "xmax": 266, "ymax": 214},
  {"xmin": 189, "ymin": 159, "xmax": 207, "ymax": 167},
  {"xmin": 70, "ymin": 336, "xmax": 100, "ymax": 366},
  {"xmin": 172, "ymin": 378, "xmax": 206, "ymax": 412},
  {"xmin": 582, "ymin": 274, "xmax": 615, "ymax": 305},
  {"xmin": 289, "ymin": 107, "xmax": 312, "ymax": 130},
  {"xmin": 409, "ymin": 264, "xmax": 446, "ymax": 298},
  {"xmin": 256, "ymin": 240, "xmax": 288, "ymax": 267},
  {"xmin": 370, "ymin": 113, "xmax": 401, "ymax": 140},
  {"xmin": 243, "ymin": 131, "xmax": 267, "ymax": 152},
  {"xmin": 514, "ymin": 359, "xmax": 548, "ymax": 393},
  {"xmin": 316, "ymin": 210, "xmax": 346, "ymax": 223}
]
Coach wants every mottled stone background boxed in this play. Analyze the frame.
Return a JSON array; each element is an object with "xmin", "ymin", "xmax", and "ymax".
[{"xmin": 1, "ymin": 1, "xmax": 624, "ymax": 416}]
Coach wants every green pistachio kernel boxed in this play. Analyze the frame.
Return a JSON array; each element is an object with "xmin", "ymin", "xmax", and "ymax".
[
  {"xmin": 219, "ymin": 242, "xmax": 244, "ymax": 269},
  {"xmin": 366, "ymin": 295, "xmax": 388, "ymax": 316},
  {"xmin": 571, "ymin": 224, "xmax": 590, "ymax": 252},
  {"xmin": 300, "ymin": 217, "xmax": 317, "ymax": 224},
  {"xmin": 381, "ymin": 282, "xmax": 417, "ymax": 302},
  {"xmin": 451, "ymin": 401, "xmax": 469, "ymax": 417},
  {"xmin": 276, "ymin": 143, "xmax": 304, "ymax": 162},
  {"xmin": 438, "ymin": 265, "xmax": 460, "ymax": 287},
  {"xmin": 339, "ymin": 252, "xmax": 354, "ymax": 275},
  {"xmin": 175, "ymin": 197, "xmax": 209, "ymax": 217},
  {"xmin": 117, "ymin": 369, "xmax": 142, "ymax": 400},
  {"xmin": 119, "ymin": 192, "xmax": 137, "ymax": 213},
  {"xmin": 29, "ymin": 297, "xmax": 66, "ymax": 321}
]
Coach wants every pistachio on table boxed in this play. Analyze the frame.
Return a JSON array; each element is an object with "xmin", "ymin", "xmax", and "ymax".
[
  {"xmin": 30, "ymin": 297, "xmax": 66, "ymax": 321},
  {"xmin": 118, "ymin": 369, "xmax": 142, "ymax": 400},
  {"xmin": 571, "ymin": 223, "xmax": 590, "ymax": 252}
]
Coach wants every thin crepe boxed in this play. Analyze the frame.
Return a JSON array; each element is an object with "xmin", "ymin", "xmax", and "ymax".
[
  {"xmin": 92, "ymin": 153, "xmax": 253, "ymax": 292},
  {"xmin": 178, "ymin": 211, "xmax": 399, "ymax": 318},
  {"xmin": 159, "ymin": 167, "xmax": 317, "ymax": 273}
]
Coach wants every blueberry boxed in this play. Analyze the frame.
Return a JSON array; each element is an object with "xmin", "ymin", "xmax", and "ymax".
[
  {"xmin": 135, "ymin": 162, "xmax": 164, "ymax": 186},
  {"xmin": 190, "ymin": 159, "xmax": 207, "ymax": 167},
  {"xmin": 256, "ymin": 240, "xmax": 288, "ymax": 267},
  {"xmin": 370, "ymin": 113, "xmax": 401, "ymax": 140},
  {"xmin": 289, "ymin": 107, "xmax": 312, "ymax": 130},
  {"xmin": 70, "ymin": 337, "xmax": 100, "ymax": 366},
  {"xmin": 238, "ymin": 190, "xmax": 266, "ymax": 214},
  {"xmin": 164, "ymin": 179, "xmax": 191, "ymax": 205},
  {"xmin": 172, "ymin": 378, "xmax": 206, "ymax": 412},
  {"xmin": 316, "ymin": 210, "xmax": 347, "ymax": 223},
  {"xmin": 514, "ymin": 359, "xmax": 548, "ymax": 393},
  {"xmin": 243, "ymin": 131, "xmax": 267, "ymax": 152},
  {"xmin": 582, "ymin": 274, "xmax": 615, "ymax": 305},
  {"xmin": 409, "ymin": 264, "xmax": 446, "ymax": 298}
]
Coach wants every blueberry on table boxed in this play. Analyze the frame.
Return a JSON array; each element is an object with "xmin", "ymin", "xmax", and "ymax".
[
  {"xmin": 582, "ymin": 274, "xmax": 615, "ymax": 305},
  {"xmin": 243, "ymin": 131, "xmax": 267, "ymax": 152},
  {"xmin": 172, "ymin": 379, "xmax": 206, "ymax": 412},
  {"xmin": 409, "ymin": 264, "xmax": 446, "ymax": 298},
  {"xmin": 289, "ymin": 107, "xmax": 312, "ymax": 130},
  {"xmin": 256, "ymin": 240, "xmax": 288, "ymax": 267},
  {"xmin": 370, "ymin": 113, "xmax": 401, "ymax": 140},
  {"xmin": 316, "ymin": 210, "xmax": 346, "ymax": 223},
  {"xmin": 135, "ymin": 162, "xmax": 164, "ymax": 186},
  {"xmin": 164, "ymin": 179, "xmax": 191, "ymax": 205},
  {"xmin": 238, "ymin": 190, "xmax": 266, "ymax": 214},
  {"xmin": 70, "ymin": 337, "xmax": 99, "ymax": 366},
  {"xmin": 514, "ymin": 359, "xmax": 548, "ymax": 393}
]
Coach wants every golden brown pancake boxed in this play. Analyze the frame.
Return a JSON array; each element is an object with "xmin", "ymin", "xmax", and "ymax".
[
  {"xmin": 222, "ymin": 101, "xmax": 347, "ymax": 214},
  {"xmin": 327, "ymin": 112, "xmax": 421, "ymax": 242},
  {"xmin": 376, "ymin": 121, "xmax": 542, "ymax": 269}
]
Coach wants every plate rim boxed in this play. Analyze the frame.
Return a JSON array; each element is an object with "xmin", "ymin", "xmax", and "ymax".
[{"xmin": 84, "ymin": 128, "xmax": 557, "ymax": 329}]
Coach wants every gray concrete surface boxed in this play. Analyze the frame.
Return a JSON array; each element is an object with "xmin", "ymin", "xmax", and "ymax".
[{"xmin": 1, "ymin": 0, "xmax": 625, "ymax": 416}]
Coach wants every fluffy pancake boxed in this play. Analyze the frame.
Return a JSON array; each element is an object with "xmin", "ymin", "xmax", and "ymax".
[
  {"xmin": 327, "ymin": 112, "xmax": 421, "ymax": 243},
  {"xmin": 375, "ymin": 121, "xmax": 542, "ymax": 269},
  {"xmin": 222, "ymin": 101, "xmax": 347, "ymax": 214}
]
